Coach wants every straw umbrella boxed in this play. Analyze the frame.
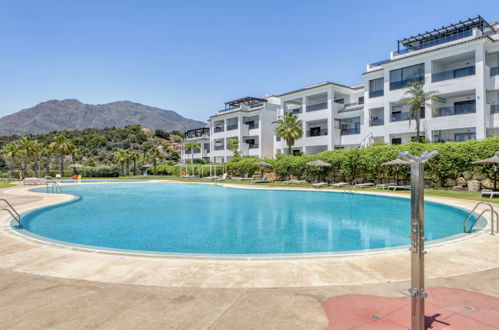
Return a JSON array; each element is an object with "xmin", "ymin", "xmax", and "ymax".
[
  {"xmin": 68, "ymin": 163, "xmax": 84, "ymax": 175},
  {"xmin": 255, "ymin": 161, "xmax": 272, "ymax": 177},
  {"xmin": 382, "ymin": 158, "xmax": 410, "ymax": 185},
  {"xmin": 306, "ymin": 159, "xmax": 331, "ymax": 182},
  {"xmin": 472, "ymin": 152, "xmax": 499, "ymax": 190}
]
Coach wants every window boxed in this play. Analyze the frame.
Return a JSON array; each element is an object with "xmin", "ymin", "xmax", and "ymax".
[
  {"xmin": 454, "ymin": 100, "xmax": 476, "ymax": 115},
  {"xmin": 310, "ymin": 127, "xmax": 321, "ymax": 136},
  {"xmin": 340, "ymin": 117, "xmax": 361, "ymax": 135},
  {"xmin": 455, "ymin": 132, "xmax": 476, "ymax": 142},
  {"xmin": 369, "ymin": 78, "xmax": 384, "ymax": 98},
  {"xmin": 369, "ymin": 107, "xmax": 384, "ymax": 126},
  {"xmin": 390, "ymin": 64, "xmax": 424, "ymax": 90},
  {"xmin": 359, "ymin": 96, "xmax": 364, "ymax": 104},
  {"xmin": 391, "ymin": 138, "xmax": 402, "ymax": 145}
]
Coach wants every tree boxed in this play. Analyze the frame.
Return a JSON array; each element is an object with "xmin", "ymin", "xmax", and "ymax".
[
  {"xmin": 129, "ymin": 152, "xmax": 140, "ymax": 175},
  {"xmin": 275, "ymin": 112, "xmax": 303, "ymax": 155},
  {"xmin": 227, "ymin": 138, "xmax": 240, "ymax": 160},
  {"xmin": 2, "ymin": 142, "xmax": 20, "ymax": 178},
  {"xmin": 18, "ymin": 137, "xmax": 37, "ymax": 177},
  {"xmin": 147, "ymin": 148, "xmax": 162, "ymax": 175},
  {"xmin": 84, "ymin": 157, "xmax": 97, "ymax": 167},
  {"xmin": 113, "ymin": 150, "xmax": 127, "ymax": 176},
  {"xmin": 184, "ymin": 141, "xmax": 200, "ymax": 163},
  {"xmin": 42, "ymin": 145, "xmax": 53, "ymax": 176},
  {"xmin": 402, "ymin": 80, "xmax": 439, "ymax": 142},
  {"xmin": 32, "ymin": 141, "xmax": 44, "ymax": 177},
  {"xmin": 50, "ymin": 135, "xmax": 73, "ymax": 176},
  {"xmin": 123, "ymin": 150, "xmax": 132, "ymax": 176}
]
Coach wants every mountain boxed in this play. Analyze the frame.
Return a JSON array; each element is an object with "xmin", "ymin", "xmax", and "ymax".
[{"xmin": 0, "ymin": 99, "xmax": 206, "ymax": 136}]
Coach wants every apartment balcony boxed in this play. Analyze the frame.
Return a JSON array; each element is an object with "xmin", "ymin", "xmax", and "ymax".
[
  {"xmin": 491, "ymin": 67, "xmax": 499, "ymax": 77},
  {"xmin": 340, "ymin": 128, "xmax": 360, "ymax": 135},
  {"xmin": 370, "ymin": 119, "xmax": 384, "ymax": 126},
  {"xmin": 226, "ymin": 124, "xmax": 238, "ymax": 131},
  {"xmin": 306, "ymin": 102, "xmax": 328, "ymax": 112},
  {"xmin": 369, "ymin": 90, "xmax": 384, "ymax": 98},
  {"xmin": 390, "ymin": 77, "xmax": 424, "ymax": 90},
  {"xmin": 391, "ymin": 112, "xmax": 424, "ymax": 122},
  {"xmin": 214, "ymin": 127, "xmax": 224, "ymax": 133},
  {"xmin": 284, "ymin": 107, "xmax": 302, "ymax": 114},
  {"xmin": 491, "ymin": 104, "xmax": 499, "ymax": 114},
  {"xmin": 433, "ymin": 103, "xmax": 476, "ymax": 117},
  {"xmin": 432, "ymin": 65, "xmax": 475, "ymax": 83},
  {"xmin": 306, "ymin": 129, "xmax": 328, "ymax": 137}
]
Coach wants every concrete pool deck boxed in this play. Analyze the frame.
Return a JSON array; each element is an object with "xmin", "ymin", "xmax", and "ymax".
[{"xmin": 0, "ymin": 182, "xmax": 498, "ymax": 289}]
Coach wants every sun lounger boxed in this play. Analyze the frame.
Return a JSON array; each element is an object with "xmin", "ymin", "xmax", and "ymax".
[
  {"xmin": 214, "ymin": 173, "xmax": 228, "ymax": 182},
  {"xmin": 329, "ymin": 182, "xmax": 348, "ymax": 187},
  {"xmin": 312, "ymin": 182, "xmax": 328, "ymax": 188},
  {"xmin": 253, "ymin": 174, "xmax": 270, "ymax": 183},
  {"xmin": 480, "ymin": 189, "xmax": 499, "ymax": 199},
  {"xmin": 283, "ymin": 180, "xmax": 307, "ymax": 184},
  {"xmin": 391, "ymin": 185, "xmax": 411, "ymax": 191},
  {"xmin": 376, "ymin": 183, "xmax": 397, "ymax": 189},
  {"xmin": 354, "ymin": 183, "xmax": 375, "ymax": 188}
]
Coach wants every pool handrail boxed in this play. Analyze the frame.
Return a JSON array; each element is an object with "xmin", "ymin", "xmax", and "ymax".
[
  {"xmin": 46, "ymin": 181, "xmax": 63, "ymax": 194},
  {"xmin": 463, "ymin": 201, "xmax": 497, "ymax": 235},
  {"xmin": 0, "ymin": 198, "xmax": 22, "ymax": 228}
]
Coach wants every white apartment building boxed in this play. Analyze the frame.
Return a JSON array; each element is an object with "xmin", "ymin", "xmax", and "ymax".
[
  {"xmin": 180, "ymin": 127, "xmax": 210, "ymax": 163},
  {"xmin": 181, "ymin": 16, "xmax": 499, "ymax": 162},
  {"xmin": 206, "ymin": 96, "xmax": 279, "ymax": 162}
]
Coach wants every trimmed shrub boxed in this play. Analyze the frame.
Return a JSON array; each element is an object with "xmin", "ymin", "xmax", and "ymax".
[{"xmin": 81, "ymin": 165, "xmax": 120, "ymax": 177}]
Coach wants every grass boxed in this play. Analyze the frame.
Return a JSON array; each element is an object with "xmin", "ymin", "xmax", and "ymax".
[
  {"xmin": 0, "ymin": 181, "xmax": 15, "ymax": 189},
  {"xmin": 47, "ymin": 175, "xmax": 499, "ymax": 204}
]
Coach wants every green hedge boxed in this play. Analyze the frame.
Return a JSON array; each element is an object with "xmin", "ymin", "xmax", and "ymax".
[
  {"xmin": 81, "ymin": 165, "xmax": 120, "ymax": 177},
  {"xmin": 226, "ymin": 138, "xmax": 499, "ymax": 185}
]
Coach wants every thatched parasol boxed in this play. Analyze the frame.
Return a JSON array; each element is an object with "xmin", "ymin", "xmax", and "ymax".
[
  {"xmin": 382, "ymin": 158, "xmax": 410, "ymax": 185},
  {"xmin": 255, "ymin": 161, "xmax": 272, "ymax": 166},
  {"xmin": 306, "ymin": 160, "xmax": 331, "ymax": 167},
  {"xmin": 472, "ymin": 152, "xmax": 499, "ymax": 190}
]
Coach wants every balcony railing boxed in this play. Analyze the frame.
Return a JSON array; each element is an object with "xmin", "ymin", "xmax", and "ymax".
[
  {"xmin": 369, "ymin": 90, "xmax": 384, "ymax": 98},
  {"xmin": 369, "ymin": 119, "xmax": 384, "ymax": 126},
  {"xmin": 246, "ymin": 123, "xmax": 259, "ymax": 129},
  {"xmin": 214, "ymin": 127, "xmax": 224, "ymax": 133},
  {"xmin": 214, "ymin": 145, "xmax": 224, "ymax": 151},
  {"xmin": 492, "ymin": 104, "xmax": 499, "ymax": 113},
  {"xmin": 432, "ymin": 65, "xmax": 475, "ymax": 82},
  {"xmin": 340, "ymin": 128, "xmax": 360, "ymax": 135},
  {"xmin": 491, "ymin": 66, "xmax": 499, "ymax": 77},
  {"xmin": 226, "ymin": 124, "xmax": 238, "ymax": 130},
  {"xmin": 391, "ymin": 111, "xmax": 425, "ymax": 122},
  {"xmin": 433, "ymin": 103, "xmax": 476, "ymax": 117},
  {"xmin": 248, "ymin": 144, "xmax": 259, "ymax": 149},
  {"xmin": 306, "ymin": 102, "xmax": 328, "ymax": 112},
  {"xmin": 306, "ymin": 129, "xmax": 328, "ymax": 137},
  {"xmin": 390, "ymin": 77, "xmax": 424, "ymax": 90},
  {"xmin": 285, "ymin": 107, "xmax": 302, "ymax": 114}
]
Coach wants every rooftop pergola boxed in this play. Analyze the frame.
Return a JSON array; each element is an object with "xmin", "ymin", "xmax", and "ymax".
[
  {"xmin": 221, "ymin": 96, "xmax": 267, "ymax": 112},
  {"xmin": 397, "ymin": 16, "xmax": 495, "ymax": 53}
]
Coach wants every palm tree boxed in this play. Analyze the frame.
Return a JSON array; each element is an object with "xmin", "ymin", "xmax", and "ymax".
[
  {"xmin": 147, "ymin": 148, "xmax": 161, "ymax": 175},
  {"xmin": 2, "ymin": 142, "xmax": 20, "ymax": 178},
  {"xmin": 130, "ymin": 152, "xmax": 140, "ymax": 176},
  {"xmin": 32, "ymin": 141, "xmax": 44, "ymax": 177},
  {"xmin": 50, "ymin": 135, "xmax": 73, "ymax": 176},
  {"xmin": 18, "ymin": 137, "xmax": 37, "ymax": 177},
  {"xmin": 275, "ymin": 112, "xmax": 303, "ymax": 155},
  {"xmin": 184, "ymin": 141, "xmax": 200, "ymax": 163},
  {"xmin": 123, "ymin": 150, "xmax": 132, "ymax": 176},
  {"xmin": 402, "ymin": 80, "xmax": 439, "ymax": 142},
  {"xmin": 42, "ymin": 145, "xmax": 53, "ymax": 177},
  {"xmin": 113, "ymin": 150, "xmax": 127, "ymax": 176}
]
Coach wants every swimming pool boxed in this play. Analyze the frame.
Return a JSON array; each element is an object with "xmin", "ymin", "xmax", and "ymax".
[{"xmin": 18, "ymin": 183, "xmax": 479, "ymax": 255}]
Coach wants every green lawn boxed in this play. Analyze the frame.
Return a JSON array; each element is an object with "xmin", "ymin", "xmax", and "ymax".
[
  {"xmin": 48, "ymin": 175, "xmax": 499, "ymax": 204},
  {"xmin": 0, "ymin": 181, "xmax": 15, "ymax": 189}
]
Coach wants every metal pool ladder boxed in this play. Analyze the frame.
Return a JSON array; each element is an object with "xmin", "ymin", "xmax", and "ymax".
[
  {"xmin": 0, "ymin": 198, "xmax": 22, "ymax": 228},
  {"xmin": 46, "ymin": 181, "xmax": 62, "ymax": 194},
  {"xmin": 346, "ymin": 180, "xmax": 357, "ymax": 193},
  {"xmin": 463, "ymin": 201, "xmax": 498, "ymax": 235}
]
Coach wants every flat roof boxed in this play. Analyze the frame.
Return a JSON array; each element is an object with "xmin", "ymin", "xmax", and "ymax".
[{"xmin": 277, "ymin": 81, "xmax": 363, "ymax": 97}]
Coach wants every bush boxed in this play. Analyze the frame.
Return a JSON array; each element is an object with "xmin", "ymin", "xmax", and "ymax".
[
  {"xmin": 226, "ymin": 158, "xmax": 260, "ymax": 176},
  {"xmin": 81, "ymin": 165, "xmax": 120, "ymax": 177}
]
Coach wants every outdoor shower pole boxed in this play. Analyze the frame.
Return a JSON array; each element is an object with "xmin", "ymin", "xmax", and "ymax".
[{"xmin": 399, "ymin": 150, "xmax": 438, "ymax": 330}]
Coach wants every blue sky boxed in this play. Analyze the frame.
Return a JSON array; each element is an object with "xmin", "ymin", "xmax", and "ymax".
[{"xmin": 1, "ymin": 0, "xmax": 498, "ymax": 122}]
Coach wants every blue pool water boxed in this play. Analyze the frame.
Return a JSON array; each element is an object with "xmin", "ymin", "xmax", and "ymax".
[{"xmin": 20, "ymin": 183, "xmax": 477, "ymax": 255}]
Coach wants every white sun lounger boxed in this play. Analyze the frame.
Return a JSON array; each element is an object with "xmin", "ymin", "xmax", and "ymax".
[
  {"xmin": 214, "ymin": 173, "xmax": 228, "ymax": 181},
  {"xmin": 312, "ymin": 182, "xmax": 328, "ymax": 188},
  {"xmin": 283, "ymin": 180, "xmax": 306, "ymax": 184},
  {"xmin": 330, "ymin": 182, "xmax": 348, "ymax": 187},
  {"xmin": 391, "ymin": 185, "xmax": 411, "ymax": 191},
  {"xmin": 480, "ymin": 190, "xmax": 499, "ymax": 199},
  {"xmin": 376, "ymin": 183, "xmax": 397, "ymax": 189},
  {"xmin": 354, "ymin": 183, "xmax": 375, "ymax": 188}
]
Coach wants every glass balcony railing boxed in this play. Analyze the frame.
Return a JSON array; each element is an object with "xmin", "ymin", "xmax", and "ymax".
[
  {"xmin": 369, "ymin": 90, "xmax": 384, "ymax": 98},
  {"xmin": 246, "ymin": 123, "xmax": 259, "ymax": 129},
  {"xmin": 214, "ymin": 127, "xmax": 224, "ymax": 133},
  {"xmin": 306, "ymin": 103, "xmax": 328, "ymax": 112},
  {"xmin": 340, "ymin": 128, "xmax": 360, "ymax": 135},
  {"xmin": 390, "ymin": 77, "xmax": 424, "ymax": 90},
  {"xmin": 491, "ymin": 104, "xmax": 499, "ymax": 113},
  {"xmin": 285, "ymin": 107, "xmax": 302, "ymax": 114},
  {"xmin": 433, "ymin": 103, "xmax": 476, "ymax": 117},
  {"xmin": 307, "ymin": 129, "xmax": 328, "ymax": 137},
  {"xmin": 226, "ymin": 124, "xmax": 238, "ymax": 130},
  {"xmin": 491, "ymin": 66, "xmax": 499, "ymax": 77},
  {"xmin": 432, "ymin": 65, "xmax": 475, "ymax": 82},
  {"xmin": 248, "ymin": 144, "xmax": 259, "ymax": 149},
  {"xmin": 391, "ymin": 111, "xmax": 425, "ymax": 122},
  {"xmin": 369, "ymin": 119, "xmax": 384, "ymax": 126},
  {"xmin": 214, "ymin": 145, "xmax": 224, "ymax": 151}
]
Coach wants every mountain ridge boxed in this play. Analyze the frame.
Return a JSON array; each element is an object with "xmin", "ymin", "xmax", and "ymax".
[{"xmin": 0, "ymin": 99, "xmax": 206, "ymax": 136}]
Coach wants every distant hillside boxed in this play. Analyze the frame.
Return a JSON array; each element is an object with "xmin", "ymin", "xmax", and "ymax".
[{"xmin": 0, "ymin": 99, "xmax": 206, "ymax": 136}]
